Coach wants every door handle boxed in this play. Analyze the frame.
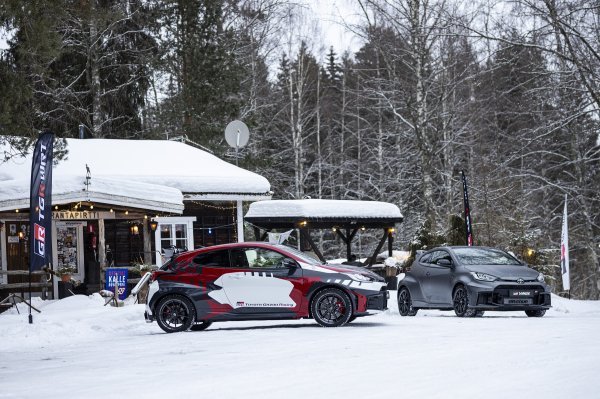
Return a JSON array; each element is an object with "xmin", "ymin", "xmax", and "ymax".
[{"xmin": 426, "ymin": 272, "xmax": 430, "ymax": 277}]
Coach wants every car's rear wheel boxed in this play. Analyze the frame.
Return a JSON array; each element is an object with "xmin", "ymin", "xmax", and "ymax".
[
  {"xmin": 190, "ymin": 321, "xmax": 213, "ymax": 331},
  {"xmin": 398, "ymin": 287, "xmax": 418, "ymax": 316},
  {"xmin": 311, "ymin": 288, "xmax": 353, "ymax": 327},
  {"xmin": 156, "ymin": 295, "xmax": 196, "ymax": 333},
  {"xmin": 525, "ymin": 309, "xmax": 546, "ymax": 317},
  {"xmin": 453, "ymin": 286, "xmax": 478, "ymax": 317}
]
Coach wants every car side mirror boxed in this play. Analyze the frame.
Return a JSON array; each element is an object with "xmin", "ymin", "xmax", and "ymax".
[
  {"xmin": 282, "ymin": 258, "xmax": 298, "ymax": 271},
  {"xmin": 437, "ymin": 258, "xmax": 452, "ymax": 267}
]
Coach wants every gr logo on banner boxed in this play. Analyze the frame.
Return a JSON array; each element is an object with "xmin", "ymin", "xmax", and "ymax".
[{"xmin": 33, "ymin": 223, "xmax": 45, "ymax": 256}]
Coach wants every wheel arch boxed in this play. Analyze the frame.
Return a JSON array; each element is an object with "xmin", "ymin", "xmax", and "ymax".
[
  {"xmin": 307, "ymin": 283, "xmax": 357, "ymax": 317},
  {"xmin": 151, "ymin": 291, "xmax": 196, "ymax": 315}
]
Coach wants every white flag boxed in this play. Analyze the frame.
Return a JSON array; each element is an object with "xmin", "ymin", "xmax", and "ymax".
[
  {"xmin": 560, "ymin": 194, "xmax": 570, "ymax": 291},
  {"xmin": 268, "ymin": 230, "xmax": 293, "ymax": 245}
]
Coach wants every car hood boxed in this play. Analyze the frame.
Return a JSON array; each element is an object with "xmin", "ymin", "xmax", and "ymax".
[
  {"xmin": 321, "ymin": 263, "xmax": 385, "ymax": 282},
  {"xmin": 465, "ymin": 265, "xmax": 540, "ymax": 281}
]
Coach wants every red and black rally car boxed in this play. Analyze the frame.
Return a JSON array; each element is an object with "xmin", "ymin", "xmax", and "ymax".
[{"xmin": 145, "ymin": 242, "xmax": 389, "ymax": 332}]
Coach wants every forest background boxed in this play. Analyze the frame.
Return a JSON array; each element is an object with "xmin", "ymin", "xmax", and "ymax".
[{"xmin": 0, "ymin": 0, "xmax": 598, "ymax": 298}]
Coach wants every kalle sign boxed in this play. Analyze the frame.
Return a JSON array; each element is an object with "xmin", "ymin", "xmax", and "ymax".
[{"xmin": 29, "ymin": 132, "xmax": 55, "ymax": 271}]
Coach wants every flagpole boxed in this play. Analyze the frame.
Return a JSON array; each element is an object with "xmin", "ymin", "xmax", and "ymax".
[
  {"xmin": 561, "ymin": 193, "xmax": 570, "ymax": 299},
  {"xmin": 461, "ymin": 170, "xmax": 474, "ymax": 246},
  {"xmin": 28, "ymin": 131, "xmax": 55, "ymax": 324}
]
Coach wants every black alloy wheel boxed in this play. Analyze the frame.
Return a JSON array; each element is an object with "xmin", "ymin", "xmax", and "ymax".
[
  {"xmin": 453, "ymin": 286, "xmax": 478, "ymax": 317},
  {"xmin": 311, "ymin": 288, "xmax": 353, "ymax": 327},
  {"xmin": 398, "ymin": 287, "xmax": 418, "ymax": 316},
  {"xmin": 190, "ymin": 321, "xmax": 213, "ymax": 331},
  {"xmin": 156, "ymin": 295, "xmax": 196, "ymax": 333},
  {"xmin": 525, "ymin": 309, "xmax": 546, "ymax": 317}
]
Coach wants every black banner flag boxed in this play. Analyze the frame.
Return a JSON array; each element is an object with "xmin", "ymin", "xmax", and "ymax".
[
  {"xmin": 461, "ymin": 170, "xmax": 474, "ymax": 246},
  {"xmin": 29, "ymin": 132, "xmax": 54, "ymax": 271}
]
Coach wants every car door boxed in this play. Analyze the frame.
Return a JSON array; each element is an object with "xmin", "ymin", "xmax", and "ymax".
[
  {"xmin": 220, "ymin": 246, "xmax": 304, "ymax": 314},
  {"xmin": 189, "ymin": 249, "xmax": 235, "ymax": 318},
  {"xmin": 421, "ymin": 250, "xmax": 454, "ymax": 305}
]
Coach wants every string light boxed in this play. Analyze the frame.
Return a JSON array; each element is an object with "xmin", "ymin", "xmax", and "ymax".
[
  {"xmin": 125, "ymin": 210, "xmax": 129, "ymax": 215},
  {"xmin": 110, "ymin": 209, "xmax": 114, "ymax": 213},
  {"xmin": 15, "ymin": 209, "xmax": 19, "ymax": 213},
  {"xmin": 90, "ymin": 204, "xmax": 94, "ymax": 210},
  {"xmin": 189, "ymin": 200, "xmax": 236, "ymax": 211},
  {"xmin": 54, "ymin": 205, "xmax": 59, "ymax": 210}
]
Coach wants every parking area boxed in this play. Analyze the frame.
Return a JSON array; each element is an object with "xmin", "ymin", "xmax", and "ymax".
[{"xmin": 1, "ymin": 293, "xmax": 598, "ymax": 398}]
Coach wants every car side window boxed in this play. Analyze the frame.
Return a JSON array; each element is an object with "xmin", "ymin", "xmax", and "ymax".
[
  {"xmin": 193, "ymin": 250, "xmax": 230, "ymax": 268},
  {"xmin": 230, "ymin": 248, "xmax": 250, "ymax": 268},
  {"xmin": 242, "ymin": 248, "xmax": 292, "ymax": 269},
  {"xmin": 429, "ymin": 251, "xmax": 451, "ymax": 265},
  {"xmin": 419, "ymin": 253, "xmax": 432, "ymax": 264}
]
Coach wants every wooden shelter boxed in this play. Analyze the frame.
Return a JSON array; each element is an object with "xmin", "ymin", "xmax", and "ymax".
[{"xmin": 245, "ymin": 199, "xmax": 403, "ymax": 267}]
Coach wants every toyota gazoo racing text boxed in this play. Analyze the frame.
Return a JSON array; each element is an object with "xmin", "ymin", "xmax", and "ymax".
[{"xmin": 145, "ymin": 243, "xmax": 389, "ymax": 332}]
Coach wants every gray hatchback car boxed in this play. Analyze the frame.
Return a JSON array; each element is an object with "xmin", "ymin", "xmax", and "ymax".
[{"xmin": 398, "ymin": 246, "xmax": 551, "ymax": 317}]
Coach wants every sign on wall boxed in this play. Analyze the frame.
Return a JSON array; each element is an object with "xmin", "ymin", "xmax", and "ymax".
[{"xmin": 105, "ymin": 268, "xmax": 129, "ymax": 300}]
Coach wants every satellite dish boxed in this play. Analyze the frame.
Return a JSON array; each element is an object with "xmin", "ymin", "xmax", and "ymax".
[{"xmin": 225, "ymin": 120, "xmax": 250, "ymax": 149}]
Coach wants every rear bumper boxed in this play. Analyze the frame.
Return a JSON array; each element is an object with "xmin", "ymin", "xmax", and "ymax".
[{"xmin": 366, "ymin": 290, "xmax": 389, "ymax": 311}]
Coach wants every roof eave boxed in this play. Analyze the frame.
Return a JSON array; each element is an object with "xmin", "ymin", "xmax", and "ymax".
[{"xmin": 0, "ymin": 192, "xmax": 184, "ymax": 214}]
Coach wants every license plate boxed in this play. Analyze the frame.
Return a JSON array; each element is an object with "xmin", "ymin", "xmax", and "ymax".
[
  {"xmin": 505, "ymin": 298, "xmax": 532, "ymax": 305},
  {"xmin": 510, "ymin": 290, "xmax": 533, "ymax": 297}
]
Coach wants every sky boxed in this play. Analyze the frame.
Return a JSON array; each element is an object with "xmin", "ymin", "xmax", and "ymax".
[
  {"xmin": 0, "ymin": 2, "xmax": 363, "ymax": 56},
  {"xmin": 304, "ymin": 0, "xmax": 364, "ymax": 56}
]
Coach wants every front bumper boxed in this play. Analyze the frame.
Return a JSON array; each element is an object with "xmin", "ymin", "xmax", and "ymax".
[
  {"xmin": 468, "ymin": 283, "xmax": 551, "ymax": 310},
  {"xmin": 366, "ymin": 289, "xmax": 389, "ymax": 311}
]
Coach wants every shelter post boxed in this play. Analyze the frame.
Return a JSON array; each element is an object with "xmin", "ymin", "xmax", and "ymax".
[
  {"xmin": 299, "ymin": 228, "xmax": 326, "ymax": 263},
  {"xmin": 236, "ymin": 200, "xmax": 244, "ymax": 242},
  {"xmin": 388, "ymin": 229, "xmax": 393, "ymax": 257},
  {"xmin": 143, "ymin": 221, "xmax": 152, "ymax": 264},
  {"xmin": 98, "ymin": 218, "xmax": 106, "ymax": 269},
  {"xmin": 369, "ymin": 229, "xmax": 389, "ymax": 267}
]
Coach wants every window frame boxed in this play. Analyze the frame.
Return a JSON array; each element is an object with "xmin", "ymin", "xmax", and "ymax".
[{"xmin": 154, "ymin": 216, "xmax": 196, "ymax": 266}]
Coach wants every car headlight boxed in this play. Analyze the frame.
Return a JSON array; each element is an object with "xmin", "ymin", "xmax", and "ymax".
[
  {"xmin": 470, "ymin": 272, "xmax": 498, "ymax": 282},
  {"xmin": 536, "ymin": 273, "xmax": 545, "ymax": 283},
  {"xmin": 348, "ymin": 273, "xmax": 373, "ymax": 282}
]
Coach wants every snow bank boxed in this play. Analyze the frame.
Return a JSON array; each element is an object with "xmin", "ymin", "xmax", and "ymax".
[{"xmin": 246, "ymin": 199, "xmax": 403, "ymax": 219}]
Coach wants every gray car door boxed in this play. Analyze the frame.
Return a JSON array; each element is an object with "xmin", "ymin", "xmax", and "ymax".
[{"xmin": 421, "ymin": 250, "xmax": 453, "ymax": 305}]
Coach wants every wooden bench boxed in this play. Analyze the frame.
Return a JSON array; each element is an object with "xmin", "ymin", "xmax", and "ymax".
[{"xmin": 0, "ymin": 270, "xmax": 52, "ymax": 303}]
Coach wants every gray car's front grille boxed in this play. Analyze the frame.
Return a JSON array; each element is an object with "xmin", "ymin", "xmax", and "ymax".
[{"xmin": 477, "ymin": 285, "xmax": 549, "ymax": 306}]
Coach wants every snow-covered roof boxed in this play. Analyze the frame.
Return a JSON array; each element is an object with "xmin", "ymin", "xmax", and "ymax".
[
  {"xmin": 0, "ymin": 138, "xmax": 271, "ymax": 212},
  {"xmin": 245, "ymin": 199, "xmax": 403, "ymax": 220},
  {"xmin": 0, "ymin": 175, "xmax": 184, "ymax": 213}
]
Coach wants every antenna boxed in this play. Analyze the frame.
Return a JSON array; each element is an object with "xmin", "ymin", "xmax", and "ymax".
[{"xmin": 225, "ymin": 120, "xmax": 250, "ymax": 166}]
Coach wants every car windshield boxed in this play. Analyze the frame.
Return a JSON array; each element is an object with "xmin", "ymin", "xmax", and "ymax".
[
  {"xmin": 453, "ymin": 248, "xmax": 522, "ymax": 266},
  {"xmin": 275, "ymin": 245, "xmax": 322, "ymax": 265}
]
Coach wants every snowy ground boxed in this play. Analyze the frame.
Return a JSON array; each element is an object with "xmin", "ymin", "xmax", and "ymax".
[{"xmin": 1, "ymin": 293, "xmax": 598, "ymax": 399}]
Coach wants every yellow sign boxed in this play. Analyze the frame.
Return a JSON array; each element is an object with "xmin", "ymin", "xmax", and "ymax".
[{"xmin": 53, "ymin": 211, "xmax": 98, "ymax": 220}]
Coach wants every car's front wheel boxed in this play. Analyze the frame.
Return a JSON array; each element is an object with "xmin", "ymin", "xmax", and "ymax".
[
  {"xmin": 453, "ymin": 286, "xmax": 479, "ymax": 317},
  {"xmin": 156, "ymin": 295, "xmax": 196, "ymax": 333},
  {"xmin": 311, "ymin": 288, "xmax": 353, "ymax": 327},
  {"xmin": 525, "ymin": 309, "xmax": 546, "ymax": 317},
  {"xmin": 398, "ymin": 287, "xmax": 418, "ymax": 316}
]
